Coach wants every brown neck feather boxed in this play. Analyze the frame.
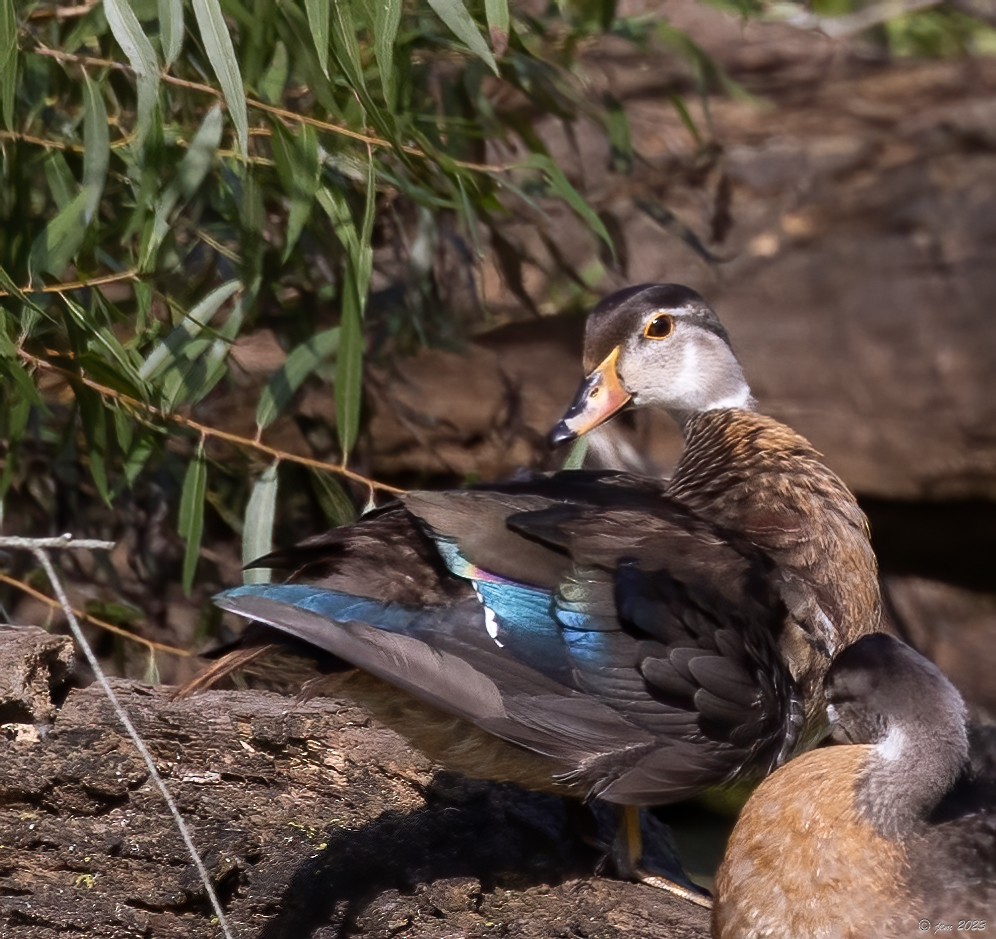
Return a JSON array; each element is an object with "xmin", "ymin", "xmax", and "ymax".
[{"xmin": 669, "ymin": 410, "xmax": 883, "ymax": 697}]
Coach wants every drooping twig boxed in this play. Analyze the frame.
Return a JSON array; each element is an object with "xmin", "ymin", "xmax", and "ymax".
[
  {"xmin": 17, "ymin": 349, "xmax": 404, "ymax": 496},
  {"xmin": 28, "ymin": 44, "xmax": 513, "ymax": 176},
  {"xmin": 0, "ymin": 571, "xmax": 190, "ymax": 658}
]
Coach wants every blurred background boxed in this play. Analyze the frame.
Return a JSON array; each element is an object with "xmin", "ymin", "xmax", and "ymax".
[{"xmin": 0, "ymin": 0, "xmax": 993, "ymax": 721}]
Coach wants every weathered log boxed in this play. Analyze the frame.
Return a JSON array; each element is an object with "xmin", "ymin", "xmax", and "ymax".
[{"xmin": 0, "ymin": 626, "xmax": 710, "ymax": 939}]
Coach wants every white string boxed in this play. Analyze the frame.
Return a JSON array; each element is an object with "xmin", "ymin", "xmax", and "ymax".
[{"xmin": 0, "ymin": 534, "xmax": 235, "ymax": 939}]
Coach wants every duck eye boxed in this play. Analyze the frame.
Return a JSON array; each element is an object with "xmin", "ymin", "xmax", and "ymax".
[{"xmin": 643, "ymin": 313, "xmax": 673, "ymax": 340}]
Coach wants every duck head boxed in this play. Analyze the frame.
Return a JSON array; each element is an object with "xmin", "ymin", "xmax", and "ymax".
[
  {"xmin": 550, "ymin": 284, "xmax": 757, "ymax": 445},
  {"xmin": 825, "ymin": 633, "xmax": 969, "ymax": 834}
]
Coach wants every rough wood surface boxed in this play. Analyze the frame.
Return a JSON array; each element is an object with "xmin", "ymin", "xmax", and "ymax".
[{"xmin": 0, "ymin": 627, "xmax": 710, "ymax": 939}]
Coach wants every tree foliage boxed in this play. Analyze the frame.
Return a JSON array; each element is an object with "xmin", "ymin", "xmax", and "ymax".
[
  {"xmin": 1, "ymin": 0, "xmax": 989, "ymax": 661},
  {"xmin": 0, "ymin": 0, "xmax": 639, "ymax": 601}
]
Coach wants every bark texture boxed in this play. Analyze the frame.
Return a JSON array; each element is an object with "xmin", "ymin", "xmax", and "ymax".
[{"xmin": 0, "ymin": 627, "xmax": 710, "ymax": 939}]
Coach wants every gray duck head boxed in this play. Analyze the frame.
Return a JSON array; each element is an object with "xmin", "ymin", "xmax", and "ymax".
[
  {"xmin": 550, "ymin": 284, "xmax": 756, "ymax": 445},
  {"xmin": 825, "ymin": 633, "xmax": 969, "ymax": 837}
]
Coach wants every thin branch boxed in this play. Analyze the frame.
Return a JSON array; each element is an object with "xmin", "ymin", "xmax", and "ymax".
[
  {"xmin": 27, "ymin": 1, "xmax": 100, "ymax": 21},
  {"xmin": 0, "ymin": 269, "xmax": 140, "ymax": 299},
  {"xmin": 0, "ymin": 571, "xmax": 191, "ymax": 658},
  {"xmin": 28, "ymin": 44, "xmax": 513, "ymax": 175},
  {"xmin": 18, "ymin": 349, "xmax": 405, "ymax": 496},
  {"xmin": 12, "ymin": 540, "xmax": 234, "ymax": 939},
  {"xmin": 0, "ymin": 127, "xmax": 134, "ymax": 154}
]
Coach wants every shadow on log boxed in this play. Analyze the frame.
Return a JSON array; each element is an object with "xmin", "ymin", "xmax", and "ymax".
[{"xmin": 0, "ymin": 626, "xmax": 710, "ymax": 938}]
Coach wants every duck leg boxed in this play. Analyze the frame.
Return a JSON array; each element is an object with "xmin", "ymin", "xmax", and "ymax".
[{"xmin": 612, "ymin": 805, "xmax": 714, "ymax": 909}]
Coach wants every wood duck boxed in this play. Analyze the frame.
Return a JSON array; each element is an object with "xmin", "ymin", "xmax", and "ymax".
[
  {"xmin": 713, "ymin": 632, "xmax": 996, "ymax": 938},
  {"xmin": 194, "ymin": 284, "xmax": 882, "ymax": 899}
]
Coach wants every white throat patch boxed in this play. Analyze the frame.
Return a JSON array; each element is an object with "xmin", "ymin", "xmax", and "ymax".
[{"xmin": 875, "ymin": 726, "xmax": 906, "ymax": 762}]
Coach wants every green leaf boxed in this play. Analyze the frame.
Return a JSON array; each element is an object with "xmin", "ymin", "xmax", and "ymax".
[
  {"xmin": 141, "ymin": 104, "xmax": 223, "ymax": 268},
  {"xmin": 356, "ymin": 155, "xmax": 376, "ymax": 292},
  {"xmin": 43, "ymin": 152, "xmax": 76, "ymax": 210},
  {"xmin": 304, "ymin": 0, "xmax": 330, "ymax": 78},
  {"xmin": 320, "ymin": 164, "xmax": 374, "ymax": 462},
  {"xmin": 185, "ymin": 296, "xmax": 244, "ymax": 408},
  {"xmin": 484, "ymin": 0, "xmax": 510, "ymax": 55},
  {"xmin": 270, "ymin": 123, "xmax": 321, "ymax": 261},
  {"xmin": 191, "ymin": 0, "xmax": 248, "ymax": 155},
  {"xmin": 367, "ymin": 0, "xmax": 402, "ymax": 109},
  {"xmin": 242, "ymin": 461, "xmax": 278, "ymax": 584},
  {"xmin": 561, "ymin": 436, "xmax": 589, "ymax": 470},
  {"xmin": 0, "ymin": 394, "xmax": 31, "ymax": 500},
  {"xmin": 0, "ymin": 337, "xmax": 42, "ymax": 406},
  {"xmin": 62, "ymin": 295, "xmax": 146, "ymax": 395},
  {"xmin": 316, "ymin": 185, "xmax": 360, "ymax": 258},
  {"xmin": 256, "ymin": 326, "xmax": 339, "ymax": 431},
  {"xmin": 159, "ymin": 0, "xmax": 184, "ymax": 66},
  {"xmin": 121, "ymin": 427, "xmax": 158, "ymax": 487},
  {"xmin": 308, "ymin": 468, "xmax": 357, "ymax": 527},
  {"xmin": 526, "ymin": 153, "xmax": 614, "ymax": 255},
  {"xmin": 28, "ymin": 190, "xmax": 89, "ymax": 278},
  {"xmin": 140, "ymin": 279, "xmax": 240, "ymax": 381},
  {"xmin": 335, "ymin": 267, "xmax": 363, "ymax": 460},
  {"xmin": 75, "ymin": 387, "xmax": 112, "ymax": 504},
  {"xmin": 0, "ymin": 0, "xmax": 18, "ymax": 131},
  {"xmin": 81, "ymin": 74, "xmax": 110, "ymax": 224},
  {"xmin": 258, "ymin": 39, "xmax": 288, "ymax": 104},
  {"xmin": 104, "ymin": 0, "xmax": 160, "ymax": 146},
  {"xmin": 0, "ymin": 286, "xmax": 48, "ymax": 338},
  {"xmin": 427, "ymin": 0, "xmax": 498, "ymax": 75},
  {"xmin": 329, "ymin": 0, "xmax": 367, "ymax": 92},
  {"xmin": 178, "ymin": 442, "xmax": 207, "ymax": 594},
  {"xmin": 604, "ymin": 93, "xmax": 633, "ymax": 172},
  {"xmin": 668, "ymin": 93, "xmax": 703, "ymax": 147}
]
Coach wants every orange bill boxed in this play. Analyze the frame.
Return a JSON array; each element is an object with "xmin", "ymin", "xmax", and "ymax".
[{"xmin": 549, "ymin": 346, "xmax": 632, "ymax": 446}]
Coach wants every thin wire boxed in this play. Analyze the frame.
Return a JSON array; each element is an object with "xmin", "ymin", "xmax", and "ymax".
[{"xmin": 0, "ymin": 535, "xmax": 235, "ymax": 939}]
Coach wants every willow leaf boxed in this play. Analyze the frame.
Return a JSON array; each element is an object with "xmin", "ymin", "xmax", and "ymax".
[
  {"xmin": 526, "ymin": 153, "xmax": 614, "ymax": 255},
  {"xmin": 81, "ymin": 74, "xmax": 110, "ymax": 224},
  {"xmin": 140, "ymin": 278, "xmax": 240, "ymax": 382},
  {"xmin": 179, "ymin": 443, "xmax": 207, "ymax": 594},
  {"xmin": 27, "ymin": 191, "xmax": 88, "ymax": 278},
  {"xmin": 141, "ymin": 105, "xmax": 223, "ymax": 268},
  {"xmin": 484, "ymin": 0, "xmax": 509, "ymax": 54},
  {"xmin": 367, "ymin": 0, "xmax": 402, "ymax": 109},
  {"xmin": 305, "ymin": 0, "xmax": 330, "ymax": 77},
  {"xmin": 270, "ymin": 123, "xmax": 321, "ymax": 261},
  {"xmin": 104, "ymin": 0, "xmax": 160, "ymax": 145},
  {"xmin": 256, "ymin": 326, "xmax": 340, "ymax": 431},
  {"xmin": 243, "ymin": 461, "xmax": 278, "ymax": 584},
  {"xmin": 0, "ymin": 0, "xmax": 17, "ymax": 130},
  {"xmin": 159, "ymin": 0, "xmax": 184, "ymax": 66},
  {"xmin": 191, "ymin": 0, "xmax": 248, "ymax": 155},
  {"xmin": 427, "ymin": 0, "xmax": 498, "ymax": 74},
  {"xmin": 335, "ymin": 268, "xmax": 363, "ymax": 460}
]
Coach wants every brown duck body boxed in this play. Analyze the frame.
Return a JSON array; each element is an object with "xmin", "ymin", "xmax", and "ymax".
[
  {"xmin": 199, "ymin": 283, "xmax": 883, "ymax": 817},
  {"xmin": 714, "ymin": 634, "xmax": 996, "ymax": 939},
  {"xmin": 671, "ymin": 409, "xmax": 882, "ymax": 734}
]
